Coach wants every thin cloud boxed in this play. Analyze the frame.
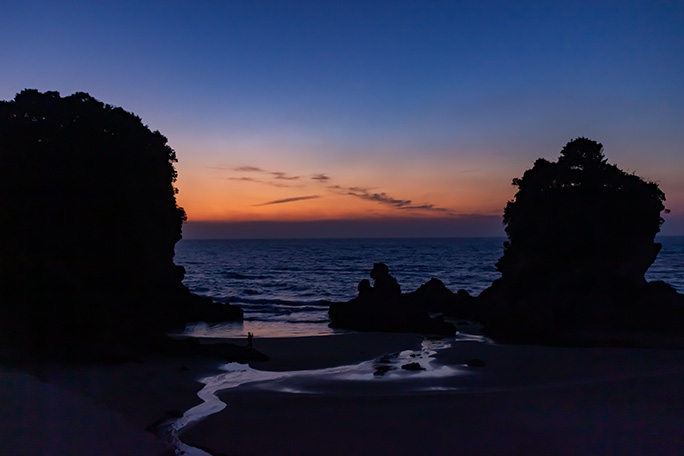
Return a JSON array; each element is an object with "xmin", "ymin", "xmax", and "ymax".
[
  {"xmin": 229, "ymin": 167, "xmax": 455, "ymax": 214},
  {"xmin": 348, "ymin": 186, "xmax": 373, "ymax": 193},
  {"xmin": 312, "ymin": 173, "xmax": 330, "ymax": 182},
  {"xmin": 344, "ymin": 187, "xmax": 455, "ymax": 214},
  {"xmin": 253, "ymin": 195, "xmax": 320, "ymax": 206},
  {"xmin": 228, "ymin": 166, "xmax": 301, "ymax": 184},
  {"xmin": 272, "ymin": 171, "xmax": 300, "ymax": 181},
  {"xmin": 224, "ymin": 166, "xmax": 302, "ymax": 187},
  {"xmin": 227, "ymin": 177, "xmax": 302, "ymax": 188},
  {"xmin": 233, "ymin": 166, "xmax": 265, "ymax": 172},
  {"xmin": 228, "ymin": 176, "xmax": 260, "ymax": 183},
  {"xmin": 350, "ymin": 190, "xmax": 412, "ymax": 208}
]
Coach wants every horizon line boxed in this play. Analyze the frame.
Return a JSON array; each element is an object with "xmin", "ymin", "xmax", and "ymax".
[{"xmin": 180, "ymin": 217, "xmax": 684, "ymax": 240}]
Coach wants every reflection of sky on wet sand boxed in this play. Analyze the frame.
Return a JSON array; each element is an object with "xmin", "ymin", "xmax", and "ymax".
[
  {"xmin": 183, "ymin": 320, "xmax": 346, "ymax": 338},
  {"xmin": 183, "ymin": 320, "xmax": 494, "ymax": 340},
  {"xmin": 167, "ymin": 337, "xmax": 476, "ymax": 455}
]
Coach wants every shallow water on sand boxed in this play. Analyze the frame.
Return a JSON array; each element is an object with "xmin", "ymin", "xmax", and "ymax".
[{"xmin": 166, "ymin": 336, "xmax": 483, "ymax": 455}]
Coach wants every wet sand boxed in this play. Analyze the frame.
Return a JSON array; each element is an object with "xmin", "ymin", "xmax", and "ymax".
[
  {"xmin": 0, "ymin": 333, "xmax": 422, "ymax": 455},
  {"xmin": 182, "ymin": 337, "xmax": 684, "ymax": 456},
  {"xmin": 3, "ymin": 333, "xmax": 684, "ymax": 455},
  {"xmin": 231, "ymin": 332, "xmax": 424, "ymax": 371},
  {"xmin": 0, "ymin": 354, "xmax": 225, "ymax": 456}
]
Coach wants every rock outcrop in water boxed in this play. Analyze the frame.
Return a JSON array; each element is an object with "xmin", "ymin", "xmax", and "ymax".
[
  {"xmin": 404, "ymin": 278, "xmax": 477, "ymax": 318},
  {"xmin": 476, "ymin": 138, "xmax": 684, "ymax": 345},
  {"xmin": 329, "ymin": 263, "xmax": 457, "ymax": 336},
  {"xmin": 0, "ymin": 90, "xmax": 243, "ymax": 360}
]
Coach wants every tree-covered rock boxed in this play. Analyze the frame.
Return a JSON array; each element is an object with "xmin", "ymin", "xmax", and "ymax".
[
  {"xmin": 477, "ymin": 138, "xmax": 683, "ymax": 345},
  {"xmin": 0, "ymin": 90, "xmax": 241, "ymax": 359},
  {"xmin": 498, "ymin": 137, "xmax": 665, "ymax": 289}
]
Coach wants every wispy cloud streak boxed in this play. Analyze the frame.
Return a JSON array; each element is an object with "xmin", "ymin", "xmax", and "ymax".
[
  {"xmin": 227, "ymin": 177, "xmax": 302, "ymax": 188},
  {"xmin": 233, "ymin": 166, "xmax": 264, "ymax": 172},
  {"xmin": 272, "ymin": 172, "xmax": 300, "ymax": 181},
  {"xmin": 223, "ymin": 166, "xmax": 303, "ymax": 187},
  {"xmin": 331, "ymin": 185, "xmax": 454, "ymax": 214},
  {"xmin": 231, "ymin": 166, "xmax": 300, "ymax": 181},
  {"xmin": 312, "ymin": 173, "xmax": 330, "ymax": 182},
  {"xmin": 253, "ymin": 195, "xmax": 320, "ymax": 206},
  {"xmin": 348, "ymin": 188, "xmax": 451, "ymax": 213},
  {"xmin": 222, "ymin": 165, "xmax": 456, "ymax": 215}
]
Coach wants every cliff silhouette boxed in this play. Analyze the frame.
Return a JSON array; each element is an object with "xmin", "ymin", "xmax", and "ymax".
[
  {"xmin": 476, "ymin": 138, "xmax": 684, "ymax": 345},
  {"xmin": 0, "ymin": 90, "xmax": 242, "ymax": 360}
]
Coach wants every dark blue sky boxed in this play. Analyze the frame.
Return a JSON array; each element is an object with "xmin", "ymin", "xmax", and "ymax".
[{"xmin": 3, "ymin": 0, "xmax": 683, "ymax": 237}]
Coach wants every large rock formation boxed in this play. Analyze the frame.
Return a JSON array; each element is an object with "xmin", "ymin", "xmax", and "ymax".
[
  {"xmin": 329, "ymin": 263, "xmax": 456, "ymax": 336},
  {"xmin": 0, "ymin": 90, "xmax": 241, "ymax": 359},
  {"xmin": 476, "ymin": 138, "xmax": 684, "ymax": 345}
]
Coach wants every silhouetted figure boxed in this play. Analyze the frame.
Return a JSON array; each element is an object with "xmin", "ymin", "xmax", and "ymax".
[{"xmin": 247, "ymin": 332, "xmax": 254, "ymax": 348}]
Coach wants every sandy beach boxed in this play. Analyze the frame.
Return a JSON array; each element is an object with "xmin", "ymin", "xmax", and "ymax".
[
  {"xmin": 0, "ymin": 352, "xmax": 227, "ymax": 456},
  {"xmin": 0, "ymin": 333, "xmax": 421, "ymax": 455},
  {"xmin": 3, "ymin": 332, "xmax": 684, "ymax": 455},
  {"xmin": 182, "ymin": 335, "xmax": 684, "ymax": 456}
]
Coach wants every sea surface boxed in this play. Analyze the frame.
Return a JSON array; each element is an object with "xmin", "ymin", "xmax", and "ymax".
[{"xmin": 174, "ymin": 236, "xmax": 684, "ymax": 338}]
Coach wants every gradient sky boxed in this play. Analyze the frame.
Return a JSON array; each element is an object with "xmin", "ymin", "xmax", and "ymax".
[{"xmin": 3, "ymin": 0, "xmax": 683, "ymax": 237}]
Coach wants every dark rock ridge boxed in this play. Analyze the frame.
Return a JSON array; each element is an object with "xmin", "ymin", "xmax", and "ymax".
[
  {"xmin": 475, "ymin": 138, "xmax": 684, "ymax": 346},
  {"xmin": 0, "ymin": 90, "xmax": 242, "ymax": 360},
  {"xmin": 328, "ymin": 263, "xmax": 458, "ymax": 336}
]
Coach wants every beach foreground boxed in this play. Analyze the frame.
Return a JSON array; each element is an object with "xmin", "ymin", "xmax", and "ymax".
[
  {"xmin": 2, "ymin": 333, "xmax": 684, "ymax": 455},
  {"xmin": 0, "ymin": 333, "xmax": 419, "ymax": 455},
  {"xmin": 0, "ymin": 352, "xmax": 225, "ymax": 456},
  {"xmin": 183, "ymin": 335, "xmax": 684, "ymax": 456}
]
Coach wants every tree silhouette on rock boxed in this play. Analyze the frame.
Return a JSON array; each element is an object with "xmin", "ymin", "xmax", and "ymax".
[
  {"xmin": 500, "ymin": 137, "xmax": 665, "ymax": 288},
  {"xmin": 477, "ymin": 138, "xmax": 683, "ymax": 345},
  {"xmin": 0, "ymin": 90, "xmax": 241, "ymax": 359}
]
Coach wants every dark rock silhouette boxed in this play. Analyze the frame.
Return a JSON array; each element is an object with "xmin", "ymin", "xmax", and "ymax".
[
  {"xmin": 329, "ymin": 264, "xmax": 456, "ymax": 336},
  {"xmin": 373, "ymin": 365, "xmax": 394, "ymax": 376},
  {"xmin": 405, "ymin": 278, "xmax": 453, "ymax": 312},
  {"xmin": 405, "ymin": 278, "xmax": 477, "ymax": 318},
  {"xmin": 476, "ymin": 138, "xmax": 684, "ymax": 345},
  {"xmin": 401, "ymin": 362, "xmax": 425, "ymax": 371},
  {"xmin": 0, "ymin": 90, "xmax": 243, "ymax": 360},
  {"xmin": 370, "ymin": 262, "xmax": 401, "ymax": 299}
]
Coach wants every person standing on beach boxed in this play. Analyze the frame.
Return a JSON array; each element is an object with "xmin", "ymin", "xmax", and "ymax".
[{"xmin": 247, "ymin": 332, "xmax": 254, "ymax": 348}]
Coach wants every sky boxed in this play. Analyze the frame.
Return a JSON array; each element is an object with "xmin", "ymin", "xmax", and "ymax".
[{"xmin": 2, "ymin": 0, "xmax": 683, "ymax": 238}]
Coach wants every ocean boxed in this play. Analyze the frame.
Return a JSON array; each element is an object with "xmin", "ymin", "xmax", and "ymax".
[{"xmin": 174, "ymin": 236, "xmax": 684, "ymax": 338}]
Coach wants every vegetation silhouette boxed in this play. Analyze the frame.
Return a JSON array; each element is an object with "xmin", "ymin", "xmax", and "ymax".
[
  {"xmin": 477, "ymin": 138, "xmax": 684, "ymax": 345},
  {"xmin": 0, "ymin": 90, "xmax": 242, "ymax": 360}
]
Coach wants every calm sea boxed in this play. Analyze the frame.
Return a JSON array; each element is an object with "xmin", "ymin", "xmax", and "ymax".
[{"xmin": 174, "ymin": 236, "xmax": 684, "ymax": 338}]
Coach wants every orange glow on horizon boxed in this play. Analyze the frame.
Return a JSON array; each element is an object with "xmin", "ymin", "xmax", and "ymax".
[
  {"xmin": 174, "ymin": 159, "xmax": 510, "ymax": 223},
  {"xmin": 171, "ymin": 141, "xmax": 684, "ymax": 232}
]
